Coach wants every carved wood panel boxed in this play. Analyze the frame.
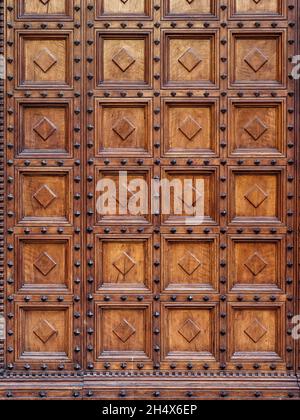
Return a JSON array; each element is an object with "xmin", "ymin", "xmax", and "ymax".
[
  {"xmin": 4, "ymin": 0, "xmax": 83, "ymax": 378},
  {"xmin": 1, "ymin": 0, "xmax": 299, "ymax": 400}
]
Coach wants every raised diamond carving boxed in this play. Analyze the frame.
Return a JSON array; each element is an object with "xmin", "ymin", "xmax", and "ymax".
[
  {"xmin": 244, "ymin": 319, "xmax": 268, "ymax": 343},
  {"xmin": 40, "ymin": 0, "xmax": 50, "ymax": 4},
  {"xmin": 179, "ymin": 116, "xmax": 202, "ymax": 140},
  {"xmin": 33, "ymin": 319, "xmax": 57, "ymax": 344},
  {"xmin": 33, "ymin": 48, "xmax": 57, "ymax": 73},
  {"xmin": 244, "ymin": 252, "xmax": 267, "ymax": 276},
  {"xmin": 252, "ymin": 0, "xmax": 262, "ymax": 3},
  {"xmin": 244, "ymin": 117, "xmax": 268, "ymax": 141},
  {"xmin": 33, "ymin": 117, "xmax": 57, "ymax": 141},
  {"xmin": 186, "ymin": 0, "xmax": 195, "ymax": 3},
  {"xmin": 34, "ymin": 252, "xmax": 57, "ymax": 276},
  {"xmin": 178, "ymin": 319, "xmax": 201, "ymax": 343},
  {"xmin": 244, "ymin": 48, "xmax": 269, "ymax": 73},
  {"xmin": 178, "ymin": 252, "xmax": 201, "ymax": 276},
  {"xmin": 120, "ymin": 0, "xmax": 129, "ymax": 3},
  {"xmin": 113, "ymin": 252, "xmax": 136, "ymax": 276},
  {"xmin": 244, "ymin": 184, "xmax": 268, "ymax": 209},
  {"xmin": 113, "ymin": 319, "xmax": 136, "ymax": 343},
  {"xmin": 112, "ymin": 48, "xmax": 136, "ymax": 72},
  {"xmin": 113, "ymin": 117, "xmax": 136, "ymax": 141},
  {"xmin": 178, "ymin": 48, "xmax": 202, "ymax": 72},
  {"xmin": 33, "ymin": 185, "xmax": 57, "ymax": 209}
]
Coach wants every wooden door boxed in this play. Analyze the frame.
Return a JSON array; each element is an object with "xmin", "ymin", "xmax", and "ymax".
[{"xmin": 1, "ymin": 0, "xmax": 300, "ymax": 400}]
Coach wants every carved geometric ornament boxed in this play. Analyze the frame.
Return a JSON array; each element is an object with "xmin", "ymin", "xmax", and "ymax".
[
  {"xmin": 33, "ymin": 319, "xmax": 58, "ymax": 344},
  {"xmin": 33, "ymin": 117, "xmax": 57, "ymax": 141},
  {"xmin": 244, "ymin": 48, "xmax": 269, "ymax": 73},
  {"xmin": 112, "ymin": 48, "xmax": 136, "ymax": 72},
  {"xmin": 113, "ymin": 117, "xmax": 136, "ymax": 141},
  {"xmin": 33, "ymin": 185, "xmax": 57, "ymax": 209},
  {"xmin": 178, "ymin": 48, "xmax": 202, "ymax": 72},
  {"xmin": 244, "ymin": 117, "xmax": 268, "ymax": 141},
  {"xmin": 244, "ymin": 252, "xmax": 268, "ymax": 276},
  {"xmin": 244, "ymin": 319, "xmax": 268, "ymax": 344},
  {"xmin": 178, "ymin": 251, "xmax": 201, "ymax": 276},
  {"xmin": 34, "ymin": 252, "xmax": 57, "ymax": 276},
  {"xmin": 33, "ymin": 48, "xmax": 58, "ymax": 73},
  {"xmin": 113, "ymin": 252, "xmax": 136, "ymax": 276},
  {"xmin": 178, "ymin": 319, "xmax": 201, "ymax": 343},
  {"xmin": 244, "ymin": 184, "xmax": 268, "ymax": 209},
  {"xmin": 179, "ymin": 116, "xmax": 202, "ymax": 140},
  {"xmin": 113, "ymin": 319, "xmax": 136, "ymax": 343}
]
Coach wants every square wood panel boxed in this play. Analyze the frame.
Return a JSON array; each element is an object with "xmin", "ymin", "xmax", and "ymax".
[
  {"xmin": 96, "ymin": 305, "xmax": 152, "ymax": 361},
  {"xmin": 228, "ymin": 303, "xmax": 284, "ymax": 362},
  {"xmin": 97, "ymin": 32, "xmax": 152, "ymax": 88},
  {"xmin": 17, "ymin": 32, "xmax": 73, "ymax": 88},
  {"xmin": 17, "ymin": 0, "xmax": 73, "ymax": 20},
  {"xmin": 17, "ymin": 100, "xmax": 72, "ymax": 157},
  {"xmin": 95, "ymin": 167, "xmax": 152, "ymax": 225},
  {"xmin": 95, "ymin": 99, "xmax": 152, "ymax": 157},
  {"xmin": 161, "ymin": 304, "xmax": 218, "ymax": 361},
  {"xmin": 228, "ymin": 99, "xmax": 286, "ymax": 157},
  {"xmin": 163, "ymin": 0, "xmax": 217, "ymax": 19},
  {"xmin": 228, "ymin": 236, "xmax": 285, "ymax": 292},
  {"xmin": 96, "ymin": 0, "xmax": 152, "ymax": 19},
  {"xmin": 163, "ymin": 31, "xmax": 218, "ymax": 88},
  {"xmin": 161, "ymin": 236, "xmax": 218, "ymax": 292},
  {"xmin": 229, "ymin": 31, "xmax": 286, "ymax": 88},
  {"xmin": 95, "ymin": 235, "xmax": 152, "ymax": 292},
  {"xmin": 161, "ymin": 168, "xmax": 218, "ymax": 225},
  {"xmin": 229, "ymin": 168, "xmax": 285, "ymax": 225},
  {"xmin": 16, "ymin": 236, "xmax": 72, "ymax": 292},
  {"xmin": 16, "ymin": 168, "xmax": 73, "ymax": 225},
  {"xmin": 16, "ymin": 304, "xmax": 72, "ymax": 361},
  {"xmin": 162, "ymin": 99, "xmax": 219, "ymax": 157},
  {"xmin": 229, "ymin": 0, "xmax": 285, "ymax": 19}
]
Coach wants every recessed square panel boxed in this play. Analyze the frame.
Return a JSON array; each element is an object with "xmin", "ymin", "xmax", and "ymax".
[
  {"xmin": 162, "ymin": 236, "xmax": 218, "ymax": 292},
  {"xmin": 97, "ymin": 0, "xmax": 152, "ymax": 19},
  {"xmin": 16, "ymin": 169, "xmax": 73, "ymax": 225},
  {"xmin": 96, "ymin": 305, "xmax": 152, "ymax": 360},
  {"xmin": 16, "ymin": 236, "xmax": 72, "ymax": 292},
  {"xmin": 95, "ymin": 99, "xmax": 152, "ymax": 156},
  {"xmin": 164, "ymin": 0, "xmax": 217, "ymax": 18},
  {"xmin": 17, "ymin": 0, "xmax": 73, "ymax": 20},
  {"xmin": 228, "ymin": 99, "xmax": 285, "ymax": 156},
  {"xmin": 230, "ymin": 0, "xmax": 285, "ymax": 18},
  {"xmin": 228, "ymin": 236, "xmax": 285, "ymax": 292},
  {"xmin": 161, "ymin": 305, "xmax": 218, "ymax": 361},
  {"xmin": 95, "ymin": 168, "xmax": 152, "ymax": 225},
  {"xmin": 228, "ymin": 304, "xmax": 284, "ymax": 362},
  {"xmin": 161, "ymin": 168, "xmax": 218, "ymax": 225},
  {"xmin": 230, "ymin": 31, "xmax": 285, "ymax": 88},
  {"xmin": 18, "ymin": 32, "xmax": 72, "ymax": 88},
  {"xmin": 97, "ymin": 32, "xmax": 151, "ymax": 88},
  {"xmin": 96, "ymin": 235, "xmax": 152, "ymax": 291},
  {"xmin": 16, "ymin": 305, "xmax": 72, "ymax": 361},
  {"xmin": 17, "ymin": 100, "xmax": 72, "ymax": 157},
  {"xmin": 162, "ymin": 99, "xmax": 218, "ymax": 156},
  {"xmin": 163, "ymin": 31, "xmax": 218, "ymax": 88},
  {"xmin": 229, "ymin": 168, "xmax": 284, "ymax": 224}
]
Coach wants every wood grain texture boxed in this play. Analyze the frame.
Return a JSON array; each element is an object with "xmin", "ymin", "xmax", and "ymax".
[{"xmin": 1, "ymin": 0, "xmax": 300, "ymax": 400}]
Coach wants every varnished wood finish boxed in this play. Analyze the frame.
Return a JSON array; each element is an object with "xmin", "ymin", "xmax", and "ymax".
[{"xmin": 1, "ymin": 0, "xmax": 300, "ymax": 400}]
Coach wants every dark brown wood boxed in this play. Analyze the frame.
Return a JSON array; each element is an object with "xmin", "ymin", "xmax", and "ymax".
[{"xmin": 0, "ymin": 0, "xmax": 300, "ymax": 400}]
